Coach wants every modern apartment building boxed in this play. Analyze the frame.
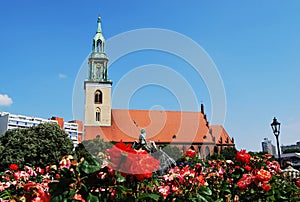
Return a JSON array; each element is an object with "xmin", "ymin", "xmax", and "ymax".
[{"xmin": 0, "ymin": 112, "xmax": 82, "ymax": 147}]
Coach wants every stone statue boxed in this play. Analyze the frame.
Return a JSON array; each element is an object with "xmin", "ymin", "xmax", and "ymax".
[{"xmin": 132, "ymin": 129, "xmax": 154, "ymax": 152}]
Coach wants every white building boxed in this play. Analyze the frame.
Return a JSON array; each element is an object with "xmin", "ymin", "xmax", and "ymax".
[
  {"xmin": 63, "ymin": 121, "xmax": 80, "ymax": 146},
  {"xmin": 0, "ymin": 112, "xmax": 80, "ymax": 147},
  {"xmin": 262, "ymin": 138, "xmax": 276, "ymax": 155}
]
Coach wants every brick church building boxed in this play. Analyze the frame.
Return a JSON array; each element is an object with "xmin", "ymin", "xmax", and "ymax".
[{"xmin": 83, "ymin": 17, "xmax": 235, "ymax": 158}]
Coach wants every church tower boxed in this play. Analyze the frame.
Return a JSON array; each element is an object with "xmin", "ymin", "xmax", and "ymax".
[{"xmin": 84, "ymin": 17, "xmax": 112, "ymax": 128}]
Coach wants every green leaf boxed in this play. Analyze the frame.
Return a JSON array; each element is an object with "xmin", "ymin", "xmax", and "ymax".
[
  {"xmin": 199, "ymin": 186, "xmax": 212, "ymax": 196},
  {"xmin": 196, "ymin": 194, "xmax": 209, "ymax": 202},
  {"xmin": 86, "ymin": 193, "xmax": 99, "ymax": 202},
  {"xmin": 138, "ymin": 193, "xmax": 160, "ymax": 201},
  {"xmin": 78, "ymin": 156, "xmax": 102, "ymax": 175},
  {"xmin": 267, "ymin": 195, "xmax": 275, "ymax": 201},
  {"xmin": 69, "ymin": 190, "xmax": 77, "ymax": 199},
  {"xmin": 115, "ymin": 171, "xmax": 126, "ymax": 183},
  {"xmin": 0, "ymin": 190, "xmax": 12, "ymax": 200},
  {"xmin": 223, "ymin": 189, "xmax": 231, "ymax": 194},
  {"xmin": 51, "ymin": 195, "xmax": 63, "ymax": 202}
]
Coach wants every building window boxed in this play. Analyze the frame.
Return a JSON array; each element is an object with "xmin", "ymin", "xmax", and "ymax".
[
  {"xmin": 97, "ymin": 40, "xmax": 103, "ymax": 52},
  {"xmin": 96, "ymin": 108, "xmax": 101, "ymax": 122},
  {"xmin": 94, "ymin": 90, "xmax": 102, "ymax": 104}
]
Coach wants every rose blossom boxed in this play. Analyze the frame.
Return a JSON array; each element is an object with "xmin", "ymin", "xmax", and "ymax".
[
  {"xmin": 9, "ymin": 164, "xmax": 19, "ymax": 171},
  {"xmin": 237, "ymin": 174, "xmax": 252, "ymax": 190},
  {"xmin": 256, "ymin": 169, "xmax": 272, "ymax": 182},
  {"xmin": 185, "ymin": 149, "xmax": 196, "ymax": 158},
  {"xmin": 244, "ymin": 165, "xmax": 252, "ymax": 171},
  {"xmin": 261, "ymin": 182, "xmax": 272, "ymax": 192},
  {"xmin": 158, "ymin": 185, "xmax": 170, "ymax": 199},
  {"xmin": 296, "ymin": 179, "xmax": 300, "ymax": 187},
  {"xmin": 105, "ymin": 142, "xmax": 159, "ymax": 180},
  {"xmin": 235, "ymin": 150, "xmax": 251, "ymax": 164}
]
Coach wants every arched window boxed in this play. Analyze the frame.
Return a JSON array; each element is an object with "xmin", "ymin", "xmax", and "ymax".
[
  {"xmin": 97, "ymin": 40, "xmax": 103, "ymax": 52},
  {"xmin": 96, "ymin": 108, "xmax": 101, "ymax": 122},
  {"xmin": 94, "ymin": 90, "xmax": 102, "ymax": 104}
]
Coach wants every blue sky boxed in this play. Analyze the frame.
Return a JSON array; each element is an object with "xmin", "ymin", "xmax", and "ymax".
[{"xmin": 1, "ymin": 0, "xmax": 300, "ymax": 151}]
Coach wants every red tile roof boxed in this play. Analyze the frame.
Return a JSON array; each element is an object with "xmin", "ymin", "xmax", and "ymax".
[
  {"xmin": 84, "ymin": 109, "xmax": 216, "ymax": 144},
  {"xmin": 210, "ymin": 125, "xmax": 234, "ymax": 145}
]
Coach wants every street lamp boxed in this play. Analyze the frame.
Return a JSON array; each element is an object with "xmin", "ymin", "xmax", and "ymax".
[{"xmin": 271, "ymin": 117, "xmax": 281, "ymax": 166}]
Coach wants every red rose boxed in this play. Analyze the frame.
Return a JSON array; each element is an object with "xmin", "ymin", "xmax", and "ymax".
[
  {"xmin": 235, "ymin": 150, "xmax": 251, "ymax": 164},
  {"xmin": 36, "ymin": 188, "xmax": 51, "ymax": 202},
  {"xmin": 244, "ymin": 165, "xmax": 252, "ymax": 171},
  {"xmin": 296, "ymin": 179, "xmax": 300, "ymax": 187},
  {"xmin": 185, "ymin": 149, "xmax": 196, "ymax": 158},
  {"xmin": 261, "ymin": 182, "xmax": 272, "ymax": 192},
  {"xmin": 9, "ymin": 163, "xmax": 19, "ymax": 171},
  {"xmin": 256, "ymin": 169, "xmax": 272, "ymax": 182},
  {"xmin": 23, "ymin": 181, "xmax": 37, "ymax": 192},
  {"xmin": 106, "ymin": 142, "xmax": 160, "ymax": 180},
  {"xmin": 237, "ymin": 174, "xmax": 252, "ymax": 190}
]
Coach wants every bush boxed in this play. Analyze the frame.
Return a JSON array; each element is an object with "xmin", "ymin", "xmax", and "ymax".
[
  {"xmin": 0, "ymin": 123, "xmax": 74, "ymax": 170},
  {"xmin": 1, "ymin": 145, "xmax": 300, "ymax": 201}
]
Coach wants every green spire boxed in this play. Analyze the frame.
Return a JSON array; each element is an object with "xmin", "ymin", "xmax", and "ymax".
[{"xmin": 97, "ymin": 16, "xmax": 102, "ymax": 33}]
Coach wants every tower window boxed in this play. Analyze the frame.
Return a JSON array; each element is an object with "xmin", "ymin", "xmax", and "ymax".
[
  {"xmin": 94, "ymin": 90, "xmax": 103, "ymax": 104},
  {"xmin": 97, "ymin": 40, "xmax": 103, "ymax": 52},
  {"xmin": 96, "ymin": 108, "xmax": 101, "ymax": 122}
]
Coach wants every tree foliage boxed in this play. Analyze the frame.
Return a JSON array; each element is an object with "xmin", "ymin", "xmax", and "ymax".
[
  {"xmin": 77, "ymin": 138, "xmax": 112, "ymax": 161},
  {"xmin": 161, "ymin": 145, "xmax": 183, "ymax": 161},
  {"xmin": 209, "ymin": 147, "xmax": 237, "ymax": 160},
  {"xmin": 220, "ymin": 147, "xmax": 237, "ymax": 160},
  {"xmin": 0, "ymin": 123, "xmax": 74, "ymax": 170},
  {"xmin": 283, "ymin": 148, "xmax": 300, "ymax": 154}
]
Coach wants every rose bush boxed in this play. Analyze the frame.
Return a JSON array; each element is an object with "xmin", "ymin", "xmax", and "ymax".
[
  {"xmin": 1, "ymin": 143, "xmax": 300, "ymax": 201},
  {"xmin": 0, "ymin": 164, "xmax": 50, "ymax": 201}
]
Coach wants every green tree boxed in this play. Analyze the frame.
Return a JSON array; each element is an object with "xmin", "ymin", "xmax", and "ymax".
[
  {"xmin": 161, "ymin": 145, "xmax": 183, "ymax": 161},
  {"xmin": 78, "ymin": 138, "xmax": 112, "ymax": 161},
  {"xmin": 209, "ymin": 147, "xmax": 237, "ymax": 160},
  {"xmin": 283, "ymin": 148, "xmax": 300, "ymax": 154},
  {"xmin": 208, "ymin": 153, "xmax": 225, "ymax": 160},
  {"xmin": 0, "ymin": 123, "xmax": 74, "ymax": 170},
  {"xmin": 220, "ymin": 147, "xmax": 237, "ymax": 160}
]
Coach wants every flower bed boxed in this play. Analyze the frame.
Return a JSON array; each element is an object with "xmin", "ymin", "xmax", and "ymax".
[{"xmin": 1, "ymin": 144, "xmax": 300, "ymax": 201}]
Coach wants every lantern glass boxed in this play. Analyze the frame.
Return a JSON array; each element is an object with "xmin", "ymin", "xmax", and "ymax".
[{"xmin": 271, "ymin": 117, "xmax": 280, "ymax": 136}]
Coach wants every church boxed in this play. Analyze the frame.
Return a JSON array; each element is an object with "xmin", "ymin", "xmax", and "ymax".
[{"xmin": 83, "ymin": 17, "xmax": 235, "ymax": 158}]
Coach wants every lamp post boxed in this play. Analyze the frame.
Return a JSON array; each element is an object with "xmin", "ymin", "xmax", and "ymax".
[{"xmin": 271, "ymin": 117, "xmax": 281, "ymax": 167}]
